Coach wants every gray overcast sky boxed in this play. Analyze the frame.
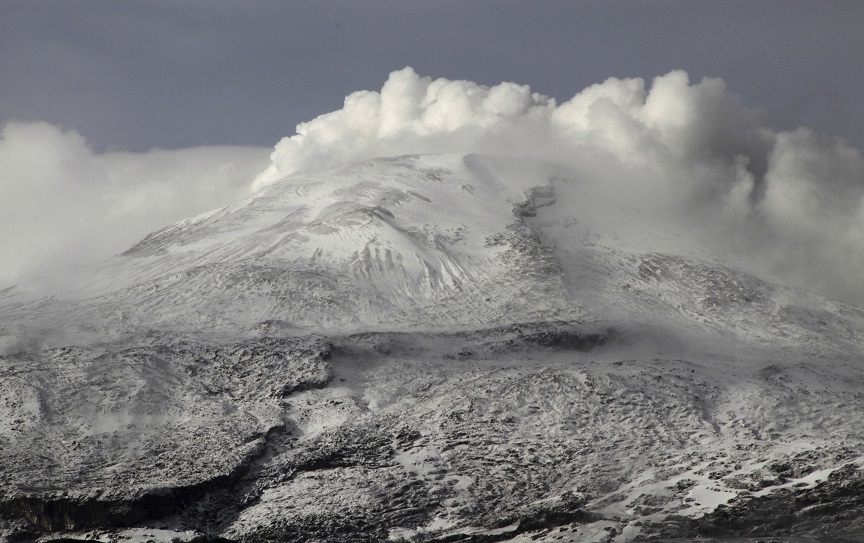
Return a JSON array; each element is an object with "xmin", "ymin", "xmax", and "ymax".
[{"xmin": 1, "ymin": 0, "xmax": 863, "ymax": 151}]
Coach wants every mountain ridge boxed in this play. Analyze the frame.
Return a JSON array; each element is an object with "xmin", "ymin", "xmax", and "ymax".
[{"xmin": 2, "ymin": 153, "xmax": 864, "ymax": 542}]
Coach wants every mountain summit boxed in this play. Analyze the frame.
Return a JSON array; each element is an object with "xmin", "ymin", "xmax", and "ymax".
[{"xmin": 2, "ymin": 153, "xmax": 864, "ymax": 542}]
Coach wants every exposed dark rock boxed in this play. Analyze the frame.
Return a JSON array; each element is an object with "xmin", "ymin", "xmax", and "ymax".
[{"xmin": 651, "ymin": 464, "xmax": 864, "ymax": 541}]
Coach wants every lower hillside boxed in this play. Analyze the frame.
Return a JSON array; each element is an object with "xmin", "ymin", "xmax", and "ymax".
[{"xmin": 3, "ymin": 321, "xmax": 864, "ymax": 542}]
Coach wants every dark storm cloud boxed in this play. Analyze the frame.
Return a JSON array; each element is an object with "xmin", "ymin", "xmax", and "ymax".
[{"xmin": 1, "ymin": 1, "xmax": 863, "ymax": 150}]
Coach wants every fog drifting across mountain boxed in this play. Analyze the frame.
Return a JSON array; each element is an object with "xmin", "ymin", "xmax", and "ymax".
[
  {"xmin": 0, "ymin": 121, "xmax": 270, "ymax": 288},
  {"xmin": 254, "ymin": 67, "xmax": 864, "ymax": 304}
]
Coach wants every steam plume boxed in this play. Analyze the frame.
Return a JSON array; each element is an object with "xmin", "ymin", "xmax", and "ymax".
[{"xmin": 253, "ymin": 67, "xmax": 864, "ymax": 303}]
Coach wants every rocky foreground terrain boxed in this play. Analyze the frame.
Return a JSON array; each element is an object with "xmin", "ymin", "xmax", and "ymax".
[{"xmin": 2, "ymin": 154, "xmax": 864, "ymax": 542}]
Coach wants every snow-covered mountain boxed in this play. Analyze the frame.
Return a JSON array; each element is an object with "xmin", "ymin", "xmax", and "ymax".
[{"xmin": 2, "ymin": 153, "xmax": 864, "ymax": 543}]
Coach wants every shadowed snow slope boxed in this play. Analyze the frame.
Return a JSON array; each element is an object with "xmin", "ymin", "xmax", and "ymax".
[{"xmin": 2, "ymin": 154, "xmax": 864, "ymax": 543}]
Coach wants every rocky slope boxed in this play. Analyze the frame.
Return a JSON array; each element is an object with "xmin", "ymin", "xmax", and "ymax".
[{"xmin": 2, "ymin": 154, "xmax": 864, "ymax": 542}]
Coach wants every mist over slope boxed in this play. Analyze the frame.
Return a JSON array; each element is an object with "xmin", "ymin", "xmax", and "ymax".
[{"xmin": 5, "ymin": 150, "xmax": 862, "ymax": 358}]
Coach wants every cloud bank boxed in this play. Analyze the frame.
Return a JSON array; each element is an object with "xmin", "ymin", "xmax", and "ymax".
[
  {"xmin": 0, "ymin": 121, "xmax": 269, "ymax": 287},
  {"xmin": 253, "ymin": 67, "xmax": 864, "ymax": 304}
]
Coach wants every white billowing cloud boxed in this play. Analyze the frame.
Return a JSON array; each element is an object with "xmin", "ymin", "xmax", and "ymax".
[
  {"xmin": 0, "ymin": 121, "xmax": 269, "ymax": 287},
  {"xmin": 252, "ymin": 67, "xmax": 557, "ymax": 190},
  {"xmin": 253, "ymin": 67, "xmax": 864, "ymax": 304},
  {"xmin": 253, "ymin": 68, "xmax": 769, "ymax": 190}
]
